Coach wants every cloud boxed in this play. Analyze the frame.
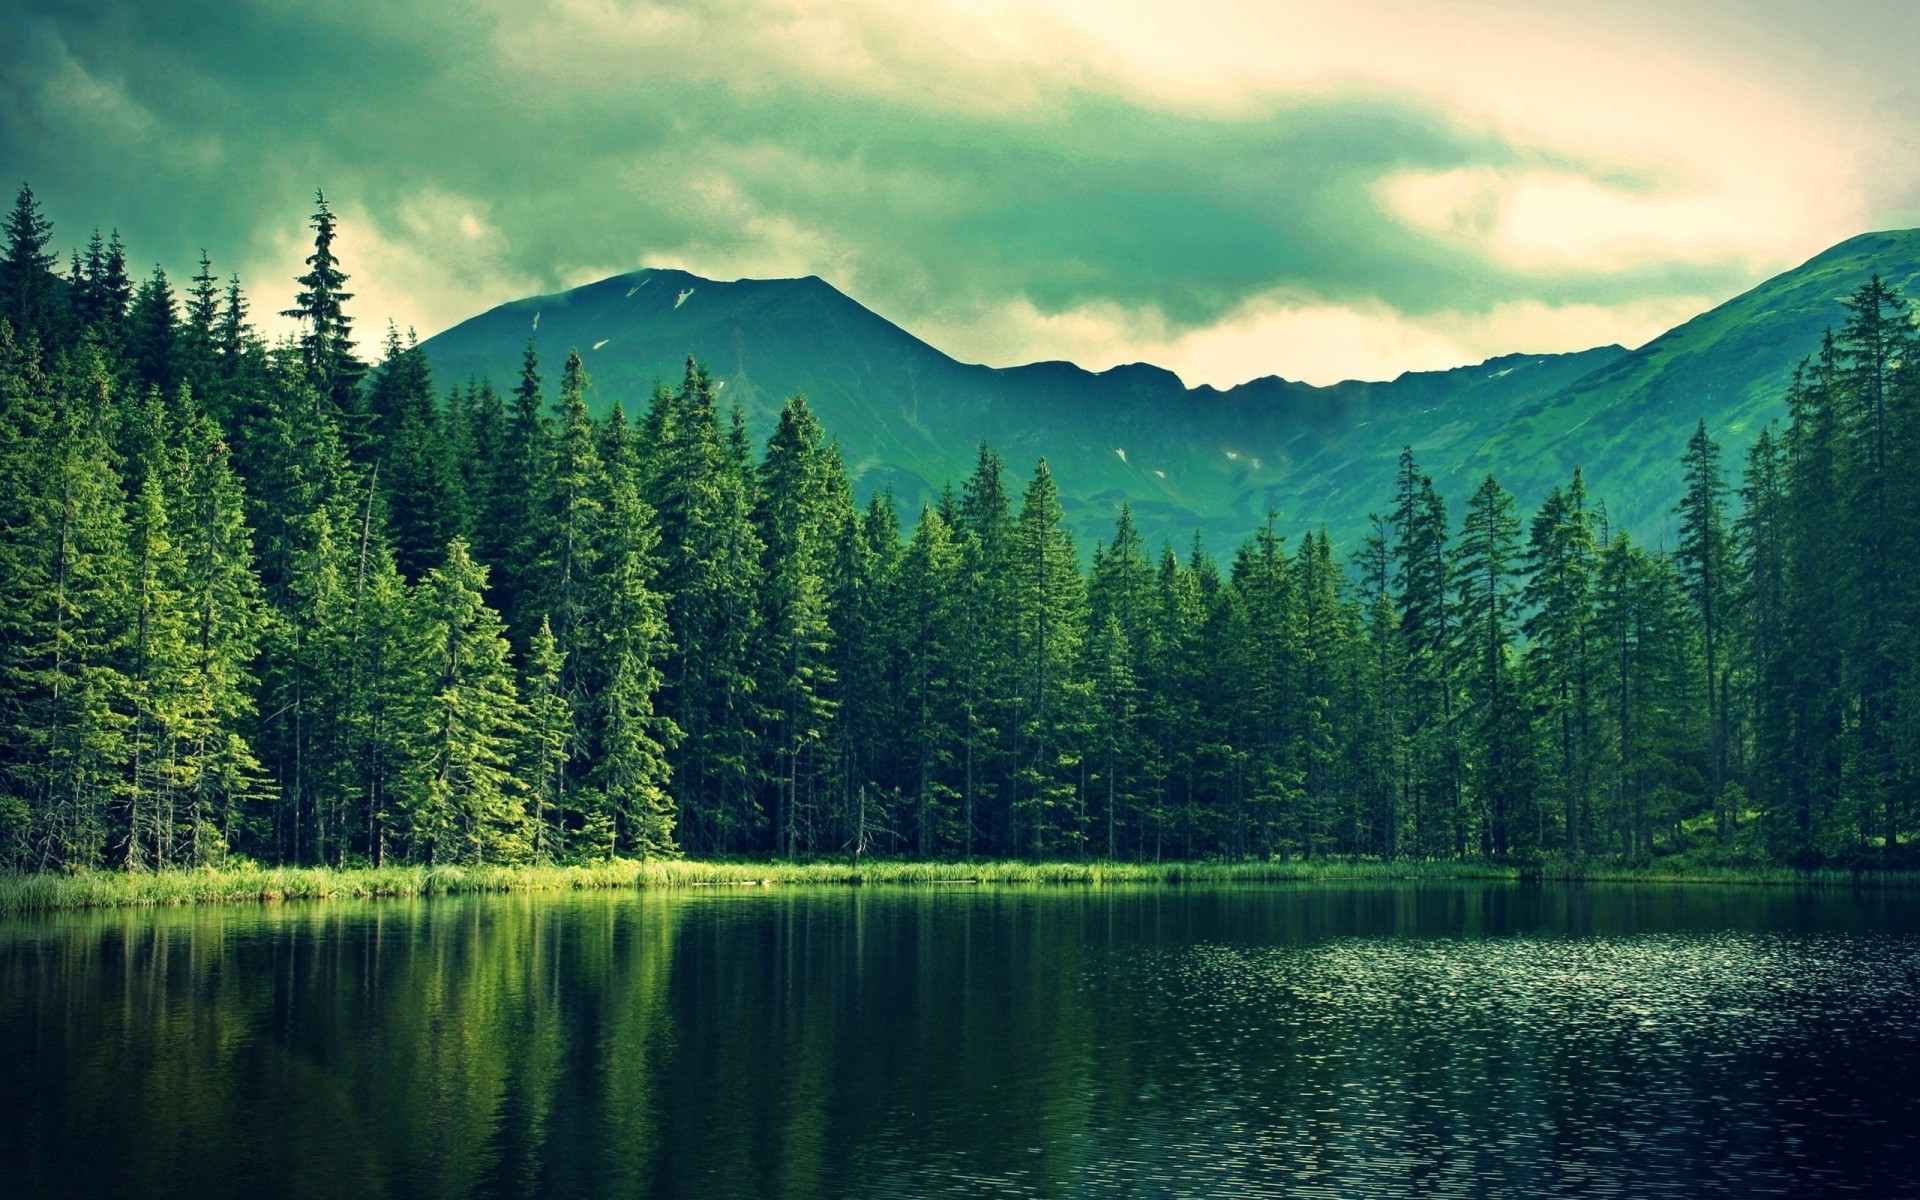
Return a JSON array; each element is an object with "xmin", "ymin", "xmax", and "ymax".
[
  {"xmin": 916, "ymin": 290, "xmax": 1711, "ymax": 388},
  {"xmin": 252, "ymin": 190, "xmax": 547, "ymax": 352},
  {"xmin": 3, "ymin": 0, "xmax": 1915, "ymax": 385},
  {"xmin": 1373, "ymin": 166, "xmax": 1808, "ymax": 276}
]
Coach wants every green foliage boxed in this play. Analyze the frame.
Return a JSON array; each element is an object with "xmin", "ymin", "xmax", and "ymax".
[
  {"xmin": 1, "ymin": 183, "xmax": 62, "ymax": 340},
  {"xmin": 6, "ymin": 185, "xmax": 1920, "ymax": 881},
  {"xmin": 398, "ymin": 540, "xmax": 530, "ymax": 864},
  {"xmin": 280, "ymin": 190, "xmax": 363, "ymax": 418}
]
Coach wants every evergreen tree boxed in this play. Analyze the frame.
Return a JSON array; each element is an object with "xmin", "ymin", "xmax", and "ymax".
[
  {"xmin": 1008, "ymin": 460, "xmax": 1087, "ymax": 857},
  {"xmin": 178, "ymin": 252, "xmax": 222, "ymax": 402},
  {"xmin": 1524, "ymin": 472, "xmax": 1598, "ymax": 856},
  {"xmin": 1780, "ymin": 344, "xmax": 1847, "ymax": 856},
  {"xmin": 531, "ymin": 349, "xmax": 602, "ymax": 714},
  {"xmin": 581, "ymin": 405, "xmax": 679, "ymax": 858},
  {"xmin": 125, "ymin": 265, "xmax": 178, "ymax": 395},
  {"xmin": 119, "ymin": 384, "xmax": 193, "ymax": 868},
  {"xmin": 1390, "ymin": 449, "xmax": 1457, "ymax": 856},
  {"xmin": 97, "ymin": 233, "xmax": 134, "ymax": 343},
  {"xmin": 954, "ymin": 444, "xmax": 1016, "ymax": 854},
  {"xmin": 488, "ymin": 341, "xmax": 550, "ymax": 641},
  {"xmin": 1087, "ymin": 507, "xmax": 1154, "ymax": 858},
  {"xmin": 826, "ymin": 495, "xmax": 900, "ymax": 860},
  {"xmin": 648, "ymin": 358, "xmax": 764, "ymax": 852},
  {"xmin": 753, "ymin": 394, "xmax": 847, "ymax": 856},
  {"xmin": 1455, "ymin": 475, "xmax": 1524, "ymax": 856},
  {"xmin": 173, "ymin": 402, "xmax": 268, "ymax": 862},
  {"xmin": 520, "ymin": 618, "xmax": 571, "ymax": 860},
  {"xmin": 217, "ymin": 274, "xmax": 250, "ymax": 370},
  {"xmin": 398, "ymin": 540, "xmax": 529, "ymax": 865},
  {"xmin": 1674, "ymin": 422, "xmax": 1733, "ymax": 839},
  {"xmin": 1835, "ymin": 279, "xmax": 1916, "ymax": 850},
  {"xmin": 0, "ymin": 347, "xmax": 134, "ymax": 867},
  {"xmin": 1, "ymin": 183, "xmax": 62, "ymax": 341},
  {"xmin": 281, "ymin": 190, "xmax": 363, "ymax": 418},
  {"xmin": 893, "ymin": 505, "xmax": 965, "ymax": 855},
  {"xmin": 366, "ymin": 326, "xmax": 457, "ymax": 578},
  {"xmin": 1295, "ymin": 530, "xmax": 1347, "ymax": 856}
]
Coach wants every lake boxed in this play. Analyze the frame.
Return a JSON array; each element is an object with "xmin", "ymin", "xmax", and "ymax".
[{"xmin": 3, "ymin": 883, "xmax": 1918, "ymax": 1198}]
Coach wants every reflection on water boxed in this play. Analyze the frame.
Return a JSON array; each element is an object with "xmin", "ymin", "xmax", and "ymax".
[{"xmin": 2, "ymin": 885, "xmax": 1918, "ymax": 1199}]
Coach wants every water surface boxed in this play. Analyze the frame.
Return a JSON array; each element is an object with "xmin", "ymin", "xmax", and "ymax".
[{"xmin": 3, "ymin": 883, "xmax": 1918, "ymax": 1198}]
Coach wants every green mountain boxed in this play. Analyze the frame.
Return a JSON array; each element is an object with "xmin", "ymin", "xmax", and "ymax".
[
  {"xmin": 418, "ymin": 228, "xmax": 1920, "ymax": 552},
  {"xmin": 1464, "ymin": 228, "xmax": 1920, "ymax": 539}
]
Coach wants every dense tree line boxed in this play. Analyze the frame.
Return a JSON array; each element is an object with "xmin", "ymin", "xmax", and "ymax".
[{"xmin": 3, "ymin": 185, "xmax": 1917, "ymax": 870}]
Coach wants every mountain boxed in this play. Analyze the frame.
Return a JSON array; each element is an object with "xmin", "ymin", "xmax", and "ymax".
[
  {"xmin": 1464, "ymin": 228, "xmax": 1920, "ymax": 539},
  {"xmin": 418, "ymin": 228, "xmax": 1920, "ymax": 552}
]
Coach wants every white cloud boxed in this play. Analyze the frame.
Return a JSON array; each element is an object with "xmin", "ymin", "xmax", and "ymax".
[
  {"xmin": 1372, "ymin": 166, "xmax": 1810, "ymax": 276},
  {"xmin": 247, "ymin": 190, "xmax": 550, "ymax": 349},
  {"xmin": 207, "ymin": 0, "xmax": 1913, "ymax": 385},
  {"xmin": 916, "ymin": 290, "xmax": 1710, "ymax": 389}
]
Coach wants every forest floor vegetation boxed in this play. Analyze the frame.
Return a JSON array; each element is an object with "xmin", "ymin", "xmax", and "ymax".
[{"xmin": 2, "ymin": 855, "xmax": 1915, "ymax": 913}]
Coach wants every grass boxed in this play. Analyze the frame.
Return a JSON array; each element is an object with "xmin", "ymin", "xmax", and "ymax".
[{"xmin": 1, "ymin": 854, "xmax": 1914, "ymax": 913}]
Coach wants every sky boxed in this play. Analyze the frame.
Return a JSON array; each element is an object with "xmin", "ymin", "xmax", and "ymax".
[{"xmin": 4, "ymin": 0, "xmax": 1920, "ymax": 387}]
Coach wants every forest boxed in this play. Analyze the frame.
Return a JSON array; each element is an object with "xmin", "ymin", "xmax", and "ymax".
[{"xmin": 2, "ymin": 184, "xmax": 1917, "ymax": 874}]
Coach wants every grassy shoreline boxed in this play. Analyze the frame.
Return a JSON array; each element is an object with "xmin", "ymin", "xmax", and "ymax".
[{"xmin": 1, "ymin": 856, "xmax": 1916, "ymax": 913}]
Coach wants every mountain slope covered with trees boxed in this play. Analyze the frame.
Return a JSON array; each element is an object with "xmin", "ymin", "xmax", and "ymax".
[
  {"xmin": 4, "ymin": 185, "xmax": 1919, "ymax": 873},
  {"xmin": 419, "ymin": 231, "xmax": 1920, "ymax": 552}
]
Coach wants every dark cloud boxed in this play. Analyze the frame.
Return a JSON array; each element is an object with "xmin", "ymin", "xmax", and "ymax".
[{"xmin": 0, "ymin": 0, "xmax": 1852, "ymax": 359}]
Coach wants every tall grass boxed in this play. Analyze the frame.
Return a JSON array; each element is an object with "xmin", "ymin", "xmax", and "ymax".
[{"xmin": 0, "ymin": 855, "xmax": 1910, "ymax": 914}]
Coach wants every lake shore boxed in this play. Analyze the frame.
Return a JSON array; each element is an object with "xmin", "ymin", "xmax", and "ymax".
[{"xmin": 2, "ymin": 856, "xmax": 1915, "ymax": 913}]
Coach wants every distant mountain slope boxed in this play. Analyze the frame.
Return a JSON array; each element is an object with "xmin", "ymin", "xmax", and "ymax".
[
  {"xmin": 1464, "ymin": 228, "xmax": 1920, "ymax": 539},
  {"xmin": 419, "ymin": 228, "xmax": 1920, "ymax": 552},
  {"xmin": 419, "ymin": 270, "xmax": 1621, "ymax": 550}
]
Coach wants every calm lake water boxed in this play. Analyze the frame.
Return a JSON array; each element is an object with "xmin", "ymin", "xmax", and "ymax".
[{"xmin": 3, "ymin": 883, "xmax": 1919, "ymax": 1199}]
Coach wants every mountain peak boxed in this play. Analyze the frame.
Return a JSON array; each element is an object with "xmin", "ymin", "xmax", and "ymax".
[{"xmin": 420, "ymin": 227, "xmax": 1920, "ymax": 550}]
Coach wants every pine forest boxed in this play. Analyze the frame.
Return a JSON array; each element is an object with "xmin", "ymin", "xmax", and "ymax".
[{"xmin": 6, "ymin": 183, "xmax": 1920, "ymax": 876}]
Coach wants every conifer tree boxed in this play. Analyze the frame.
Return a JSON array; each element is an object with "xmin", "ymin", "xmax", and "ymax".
[
  {"xmin": 893, "ymin": 505, "xmax": 965, "ymax": 855},
  {"xmin": 3, "ymin": 348, "xmax": 134, "ymax": 867},
  {"xmin": 1087, "ymin": 507, "xmax": 1154, "ymax": 857},
  {"xmin": 1455, "ymin": 475, "xmax": 1524, "ymax": 856},
  {"xmin": 1086, "ymin": 611, "xmax": 1140, "ymax": 859},
  {"xmin": 1524, "ymin": 472, "xmax": 1598, "ymax": 856},
  {"xmin": 177, "ymin": 252, "xmax": 222, "ymax": 402},
  {"xmin": 173, "ymin": 403, "xmax": 267, "ymax": 861},
  {"xmin": 1, "ymin": 183, "xmax": 62, "ymax": 341},
  {"xmin": 1390, "ymin": 449, "xmax": 1457, "ymax": 855},
  {"xmin": 1674, "ymin": 422, "xmax": 1733, "ymax": 839},
  {"xmin": 125, "ymin": 265, "xmax": 179, "ymax": 396},
  {"xmin": 1835, "ymin": 279, "xmax": 1916, "ymax": 850},
  {"xmin": 281, "ymin": 190, "xmax": 363, "ymax": 418},
  {"xmin": 1229, "ymin": 514, "xmax": 1299, "ymax": 855},
  {"xmin": 217, "ymin": 274, "xmax": 250, "ymax": 370},
  {"xmin": 1008, "ymin": 460, "xmax": 1087, "ymax": 857},
  {"xmin": 69, "ymin": 231, "xmax": 104, "ymax": 333},
  {"xmin": 826, "ymin": 495, "xmax": 900, "ymax": 857},
  {"xmin": 459, "ymin": 379, "xmax": 507, "ymax": 560},
  {"xmin": 954, "ymin": 444, "xmax": 1016, "ymax": 853},
  {"xmin": 520, "ymin": 618, "xmax": 571, "ymax": 860},
  {"xmin": 1295, "ymin": 529, "xmax": 1346, "ymax": 856},
  {"xmin": 754, "ymin": 394, "xmax": 848, "ymax": 856},
  {"xmin": 581, "ymin": 404, "xmax": 679, "ymax": 858},
  {"xmin": 366, "ymin": 327, "xmax": 457, "ymax": 578},
  {"xmin": 97, "ymin": 233, "xmax": 134, "ymax": 340},
  {"xmin": 1737, "ymin": 425, "xmax": 1788, "ymax": 835},
  {"xmin": 398, "ymin": 539, "xmax": 529, "ymax": 865},
  {"xmin": 648, "ymin": 358, "xmax": 764, "ymax": 852},
  {"xmin": 0, "ymin": 319, "xmax": 54, "ymax": 857},
  {"xmin": 119, "ymin": 384, "xmax": 193, "ymax": 867},
  {"xmin": 1780, "ymin": 343, "xmax": 1846, "ymax": 856}
]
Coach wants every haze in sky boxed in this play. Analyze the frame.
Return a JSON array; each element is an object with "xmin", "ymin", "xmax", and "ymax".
[{"xmin": 5, "ymin": 0, "xmax": 1920, "ymax": 386}]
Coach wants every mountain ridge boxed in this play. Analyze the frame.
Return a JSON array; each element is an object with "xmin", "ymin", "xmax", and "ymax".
[{"xmin": 419, "ymin": 228, "xmax": 1920, "ymax": 551}]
